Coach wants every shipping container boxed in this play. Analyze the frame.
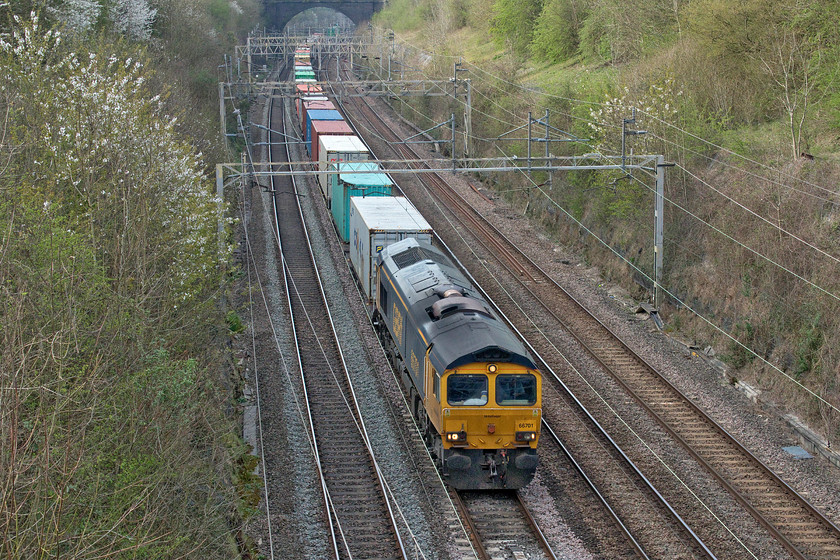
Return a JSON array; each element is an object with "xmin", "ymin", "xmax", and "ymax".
[
  {"xmin": 349, "ymin": 197, "xmax": 432, "ymax": 303},
  {"xmin": 295, "ymin": 70, "xmax": 316, "ymax": 80},
  {"xmin": 317, "ymin": 135, "xmax": 370, "ymax": 201},
  {"xmin": 305, "ymin": 109, "xmax": 344, "ymax": 144},
  {"xmin": 295, "ymin": 84, "xmax": 322, "ymax": 95},
  {"xmin": 310, "ymin": 120, "xmax": 354, "ymax": 158},
  {"xmin": 330, "ymin": 162, "xmax": 393, "ymax": 242},
  {"xmin": 301, "ymin": 99, "xmax": 336, "ymax": 132},
  {"xmin": 295, "ymin": 95, "xmax": 329, "ymax": 121},
  {"xmin": 295, "ymin": 78, "xmax": 317, "ymax": 84}
]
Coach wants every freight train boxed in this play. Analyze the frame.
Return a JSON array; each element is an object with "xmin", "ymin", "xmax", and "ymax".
[{"xmin": 291, "ymin": 46, "xmax": 541, "ymax": 490}]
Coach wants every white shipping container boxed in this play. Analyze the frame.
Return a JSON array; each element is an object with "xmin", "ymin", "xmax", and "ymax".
[
  {"xmin": 349, "ymin": 197, "xmax": 433, "ymax": 303},
  {"xmin": 318, "ymin": 135, "xmax": 370, "ymax": 201}
]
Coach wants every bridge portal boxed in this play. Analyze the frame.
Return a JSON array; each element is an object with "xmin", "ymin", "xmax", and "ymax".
[{"xmin": 264, "ymin": 1, "xmax": 385, "ymax": 31}]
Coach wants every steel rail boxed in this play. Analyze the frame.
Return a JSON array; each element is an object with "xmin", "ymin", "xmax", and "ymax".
[
  {"xmin": 449, "ymin": 491, "xmax": 491, "ymax": 560},
  {"xmin": 514, "ymin": 493, "xmax": 560, "ymax": 560},
  {"xmin": 267, "ymin": 73, "xmax": 341, "ymax": 560},
  {"xmin": 330, "ymin": 58, "xmax": 713, "ymax": 560},
  {"xmin": 341, "ymin": 60, "xmax": 840, "ymax": 557},
  {"xmin": 538, "ymin": 421, "xmax": 651, "ymax": 560},
  {"xmin": 405, "ymin": 141, "xmax": 840, "ymax": 560},
  {"xmin": 268, "ymin": 66, "xmax": 408, "ymax": 560}
]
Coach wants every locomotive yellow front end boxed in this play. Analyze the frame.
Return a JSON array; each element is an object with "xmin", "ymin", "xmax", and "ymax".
[
  {"xmin": 426, "ymin": 360, "xmax": 542, "ymax": 489},
  {"xmin": 375, "ymin": 238, "xmax": 543, "ymax": 490}
]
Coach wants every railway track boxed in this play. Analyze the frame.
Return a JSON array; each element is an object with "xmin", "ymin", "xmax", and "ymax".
[
  {"xmin": 391, "ymin": 132, "xmax": 840, "ymax": 559},
  {"xmin": 265, "ymin": 76, "xmax": 408, "ymax": 560},
  {"xmin": 324, "ymin": 61, "xmax": 714, "ymax": 558},
  {"xmin": 331, "ymin": 60, "xmax": 840, "ymax": 559},
  {"xmin": 452, "ymin": 490, "xmax": 557, "ymax": 560}
]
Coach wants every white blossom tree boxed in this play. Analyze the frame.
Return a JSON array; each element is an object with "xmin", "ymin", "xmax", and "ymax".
[
  {"xmin": 48, "ymin": 0, "xmax": 156, "ymax": 40},
  {"xmin": 1, "ymin": 18, "xmax": 235, "ymax": 556},
  {"xmin": 110, "ymin": 0, "xmax": 157, "ymax": 40}
]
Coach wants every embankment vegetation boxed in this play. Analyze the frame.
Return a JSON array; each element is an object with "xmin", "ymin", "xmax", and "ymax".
[
  {"xmin": 375, "ymin": 0, "xmax": 840, "ymax": 446},
  {"xmin": 1, "ymin": 0, "xmax": 260, "ymax": 555}
]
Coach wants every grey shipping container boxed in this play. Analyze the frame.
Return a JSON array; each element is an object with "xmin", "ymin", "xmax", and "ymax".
[{"xmin": 349, "ymin": 197, "xmax": 433, "ymax": 303}]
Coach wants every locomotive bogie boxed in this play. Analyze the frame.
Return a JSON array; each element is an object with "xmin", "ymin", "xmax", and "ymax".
[{"xmin": 441, "ymin": 448, "xmax": 538, "ymax": 490}]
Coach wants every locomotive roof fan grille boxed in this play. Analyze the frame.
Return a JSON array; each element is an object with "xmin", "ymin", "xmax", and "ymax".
[{"xmin": 392, "ymin": 246, "xmax": 432, "ymax": 270}]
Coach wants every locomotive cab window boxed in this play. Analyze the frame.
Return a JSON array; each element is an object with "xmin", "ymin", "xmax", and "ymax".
[
  {"xmin": 495, "ymin": 374, "xmax": 537, "ymax": 406},
  {"xmin": 447, "ymin": 374, "xmax": 488, "ymax": 406}
]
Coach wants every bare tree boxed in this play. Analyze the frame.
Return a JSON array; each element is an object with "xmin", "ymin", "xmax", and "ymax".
[{"xmin": 756, "ymin": 27, "xmax": 822, "ymax": 159}]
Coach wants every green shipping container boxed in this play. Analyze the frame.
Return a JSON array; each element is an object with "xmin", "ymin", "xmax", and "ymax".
[{"xmin": 330, "ymin": 162, "xmax": 393, "ymax": 242}]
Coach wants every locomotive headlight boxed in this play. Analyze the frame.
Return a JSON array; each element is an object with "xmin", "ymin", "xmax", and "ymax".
[
  {"xmin": 446, "ymin": 430, "xmax": 468, "ymax": 443},
  {"xmin": 488, "ymin": 364, "xmax": 497, "ymax": 373},
  {"xmin": 515, "ymin": 431, "xmax": 537, "ymax": 442}
]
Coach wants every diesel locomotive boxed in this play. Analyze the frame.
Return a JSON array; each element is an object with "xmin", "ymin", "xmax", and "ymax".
[{"xmin": 373, "ymin": 238, "xmax": 541, "ymax": 490}]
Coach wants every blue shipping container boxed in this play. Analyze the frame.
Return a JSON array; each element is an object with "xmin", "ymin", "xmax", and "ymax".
[
  {"xmin": 305, "ymin": 109, "xmax": 344, "ymax": 145},
  {"xmin": 330, "ymin": 162, "xmax": 393, "ymax": 242}
]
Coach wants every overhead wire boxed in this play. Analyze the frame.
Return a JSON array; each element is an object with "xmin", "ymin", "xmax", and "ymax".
[
  {"xmin": 637, "ymin": 109, "xmax": 840, "ymax": 199},
  {"xmin": 394, "ymin": 32, "xmax": 840, "ymax": 207},
  {"xmin": 234, "ymin": 78, "xmax": 435, "ymax": 559},
  {"xmin": 643, "ymin": 129, "xmax": 840, "ymax": 205},
  {"xmin": 388, "ymin": 33, "xmax": 623, "ymax": 138},
  {"xmin": 388, "ymin": 40, "xmax": 840, "ymax": 281},
  {"xmin": 393, "ymin": 34, "xmax": 840, "ymax": 268},
  {"xmin": 369, "ymin": 29, "xmax": 840, "ymax": 415},
  {"xmin": 617, "ymin": 164, "xmax": 840, "ymax": 303},
  {"xmin": 461, "ymin": 140, "xmax": 761, "ymax": 557},
  {"xmin": 673, "ymin": 162, "xmax": 840, "ymax": 264},
  {"xmin": 492, "ymin": 141, "xmax": 840, "ymax": 416}
]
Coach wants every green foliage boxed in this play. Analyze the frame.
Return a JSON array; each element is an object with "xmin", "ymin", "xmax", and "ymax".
[
  {"xmin": 208, "ymin": 0, "xmax": 232, "ymax": 29},
  {"xmin": 795, "ymin": 317, "xmax": 823, "ymax": 378},
  {"xmin": 575, "ymin": 0, "xmax": 681, "ymax": 63},
  {"xmin": 374, "ymin": 0, "xmax": 431, "ymax": 31},
  {"xmin": 604, "ymin": 179, "xmax": 648, "ymax": 220},
  {"xmin": 725, "ymin": 321, "xmax": 757, "ymax": 368},
  {"xmin": 531, "ymin": 0, "xmax": 586, "ymax": 63},
  {"xmin": 587, "ymin": 75, "xmax": 683, "ymax": 155},
  {"xmin": 578, "ymin": 5, "xmax": 613, "ymax": 62},
  {"xmin": 684, "ymin": 0, "xmax": 784, "ymax": 59},
  {"xmin": 380, "ymin": 0, "xmax": 840, "ymax": 449},
  {"xmin": 226, "ymin": 309, "xmax": 246, "ymax": 333},
  {"xmin": 2, "ymin": 23, "xmax": 228, "ymax": 311},
  {"xmin": 490, "ymin": 0, "xmax": 543, "ymax": 57},
  {"xmin": 0, "ymin": 14, "xmax": 243, "ymax": 558},
  {"xmin": 450, "ymin": 0, "xmax": 471, "ymax": 28}
]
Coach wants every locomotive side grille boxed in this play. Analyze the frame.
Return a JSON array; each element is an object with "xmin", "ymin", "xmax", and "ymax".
[{"xmin": 392, "ymin": 246, "xmax": 431, "ymax": 269}]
